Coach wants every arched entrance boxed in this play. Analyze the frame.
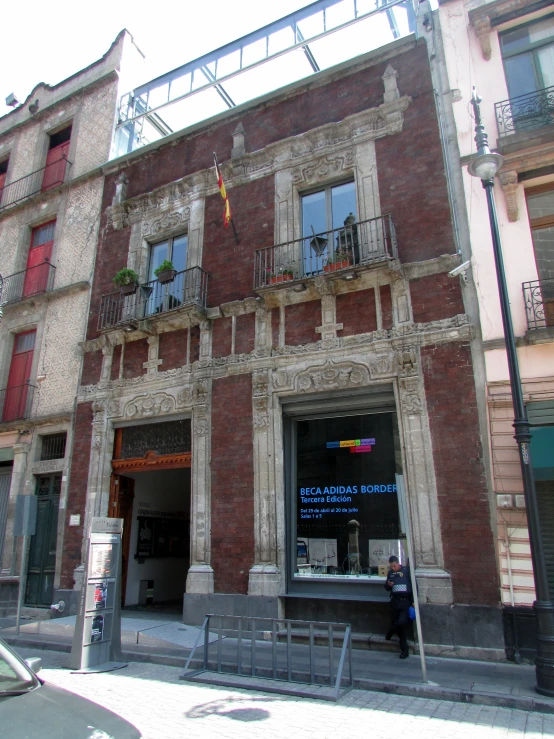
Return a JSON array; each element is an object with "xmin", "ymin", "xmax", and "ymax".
[{"xmin": 109, "ymin": 420, "xmax": 191, "ymax": 610}]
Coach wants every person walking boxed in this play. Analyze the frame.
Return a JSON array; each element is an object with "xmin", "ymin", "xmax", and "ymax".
[{"xmin": 384, "ymin": 555, "xmax": 412, "ymax": 659}]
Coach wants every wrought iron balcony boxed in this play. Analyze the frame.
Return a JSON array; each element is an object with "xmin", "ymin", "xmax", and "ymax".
[
  {"xmin": 98, "ymin": 266, "xmax": 209, "ymax": 331},
  {"xmin": 0, "ymin": 262, "xmax": 56, "ymax": 306},
  {"xmin": 523, "ymin": 278, "xmax": 554, "ymax": 331},
  {"xmin": 0, "ymin": 155, "xmax": 71, "ymax": 212},
  {"xmin": 0, "ymin": 382, "xmax": 36, "ymax": 423},
  {"xmin": 495, "ymin": 85, "xmax": 554, "ymax": 138},
  {"xmin": 253, "ymin": 214, "xmax": 397, "ymax": 290}
]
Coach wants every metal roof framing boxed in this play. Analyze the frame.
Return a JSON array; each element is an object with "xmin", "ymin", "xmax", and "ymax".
[{"xmin": 115, "ymin": 0, "xmax": 417, "ymax": 155}]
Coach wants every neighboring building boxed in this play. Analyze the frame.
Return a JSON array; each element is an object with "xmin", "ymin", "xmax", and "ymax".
[
  {"xmin": 436, "ymin": 0, "xmax": 554, "ymax": 657},
  {"xmin": 0, "ymin": 31, "xmax": 143, "ymax": 616},
  {"xmin": 64, "ymin": 8, "xmax": 504, "ymax": 657}
]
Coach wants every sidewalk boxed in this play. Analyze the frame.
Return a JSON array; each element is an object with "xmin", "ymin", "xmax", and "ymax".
[{"xmin": 2, "ymin": 613, "xmax": 553, "ymax": 714}]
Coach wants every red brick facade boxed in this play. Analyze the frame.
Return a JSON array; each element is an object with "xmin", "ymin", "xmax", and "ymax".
[
  {"xmin": 336, "ymin": 289, "xmax": 378, "ymax": 335},
  {"xmin": 421, "ymin": 343, "xmax": 498, "ymax": 606},
  {"xmin": 411, "ymin": 273, "xmax": 465, "ymax": 324},
  {"xmin": 61, "ymin": 402, "xmax": 93, "ymax": 588},
  {"xmin": 210, "ymin": 374, "xmax": 254, "ymax": 594},
  {"xmin": 212, "ymin": 317, "xmax": 232, "ymax": 358},
  {"xmin": 159, "ymin": 329, "xmax": 188, "ymax": 371},
  {"xmin": 123, "ymin": 338, "xmax": 148, "ymax": 379},
  {"xmin": 81, "ymin": 351, "xmax": 102, "ymax": 386},
  {"xmin": 285, "ymin": 301, "xmax": 321, "ymax": 346}
]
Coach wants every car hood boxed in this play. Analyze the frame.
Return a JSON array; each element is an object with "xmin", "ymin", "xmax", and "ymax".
[{"xmin": 0, "ymin": 680, "xmax": 141, "ymax": 738}]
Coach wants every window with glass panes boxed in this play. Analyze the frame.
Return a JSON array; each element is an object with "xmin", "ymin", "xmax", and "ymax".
[
  {"xmin": 145, "ymin": 233, "xmax": 188, "ymax": 316},
  {"xmin": 147, "ymin": 233, "xmax": 188, "ymax": 282},
  {"xmin": 500, "ymin": 15, "xmax": 554, "ymax": 100},
  {"xmin": 301, "ymin": 182, "xmax": 357, "ymax": 273}
]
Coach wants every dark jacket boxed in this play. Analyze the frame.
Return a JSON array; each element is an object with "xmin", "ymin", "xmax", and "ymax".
[{"xmin": 384, "ymin": 565, "xmax": 412, "ymax": 598}]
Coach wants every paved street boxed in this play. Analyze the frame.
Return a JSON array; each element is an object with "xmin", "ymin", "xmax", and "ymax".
[{"xmin": 15, "ymin": 649, "xmax": 554, "ymax": 738}]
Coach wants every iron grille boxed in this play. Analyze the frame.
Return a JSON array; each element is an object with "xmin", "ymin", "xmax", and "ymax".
[
  {"xmin": 0, "ymin": 155, "xmax": 71, "ymax": 213},
  {"xmin": 253, "ymin": 214, "xmax": 397, "ymax": 290},
  {"xmin": 0, "ymin": 262, "xmax": 56, "ymax": 305},
  {"xmin": 495, "ymin": 85, "xmax": 554, "ymax": 137},
  {"xmin": 98, "ymin": 266, "xmax": 209, "ymax": 331},
  {"xmin": 523, "ymin": 278, "xmax": 554, "ymax": 331},
  {"xmin": 0, "ymin": 383, "xmax": 36, "ymax": 423},
  {"xmin": 40, "ymin": 433, "xmax": 67, "ymax": 461},
  {"xmin": 119, "ymin": 419, "xmax": 191, "ymax": 459}
]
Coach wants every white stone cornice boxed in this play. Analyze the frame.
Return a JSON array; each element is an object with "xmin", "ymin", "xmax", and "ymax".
[{"xmin": 107, "ymin": 96, "xmax": 411, "ymax": 230}]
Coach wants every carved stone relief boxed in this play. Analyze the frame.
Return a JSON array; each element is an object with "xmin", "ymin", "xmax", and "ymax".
[
  {"xmin": 291, "ymin": 151, "xmax": 355, "ymax": 185},
  {"xmin": 294, "ymin": 360, "xmax": 370, "ymax": 393},
  {"xmin": 124, "ymin": 392, "xmax": 176, "ymax": 418},
  {"xmin": 142, "ymin": 209, "xmax": 190, "ymax": 236},
  {"xmin": 399, "ymin": 377, "xmax": 422, "ymax": 414}
]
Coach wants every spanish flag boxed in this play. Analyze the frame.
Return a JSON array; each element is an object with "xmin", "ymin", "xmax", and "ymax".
[{"xmin": 214, "ymin": 153, "xmax": 231, "ymax": 228}]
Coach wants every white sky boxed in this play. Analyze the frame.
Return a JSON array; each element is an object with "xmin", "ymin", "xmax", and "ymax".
[{"xmin": 1, "ymin": 0, "xmax": 320, "ymax": 117}]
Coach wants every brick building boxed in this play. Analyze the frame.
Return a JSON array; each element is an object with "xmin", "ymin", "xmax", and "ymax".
[
  {"xmin": 62, "ymin": 8, "xmax": 504, "ymax": 657},
  {"xmin": 0, "ymin": 31, "xmax": 143, "ymax": 616}
]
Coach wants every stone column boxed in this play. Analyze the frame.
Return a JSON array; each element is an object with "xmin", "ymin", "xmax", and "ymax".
[
  {"xmin": 143, "ymin": 335, "xmax": 162, "ymax": 375},
  {"xmin": 0, "ymin": 443, "xmax": 29, "ymax": 575},
  {"xmin": 396, "ymin": 350, "xmax": 453, "ymax": 605},
  {"xmin": 81, "ymin": 400, "xmax": 113, "ymax": 560},
  {"xmin": 186, "ymin": 379, "xmax": 214, "ymax": 594},
  {"xmin": 314, "ymin": 277, "xmax": 341, "ymax": 349},
  {"xmin": 100, "ymin": 346, "xmax": 113, "ymax": 384},
  {"xmin": 249, "ymin": 369, "xmax": 280, "ymax": 596}
]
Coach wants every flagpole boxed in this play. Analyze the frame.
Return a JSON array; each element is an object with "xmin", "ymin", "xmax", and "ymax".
[{"xmin": 230, "ymin": 218, "xmax": 239, "ymax": 245}]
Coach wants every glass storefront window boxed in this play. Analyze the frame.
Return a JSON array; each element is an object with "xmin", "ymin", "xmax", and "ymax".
[{"xmin": 293, "ymin": 410, "xmax": 403, "ymax": 582}]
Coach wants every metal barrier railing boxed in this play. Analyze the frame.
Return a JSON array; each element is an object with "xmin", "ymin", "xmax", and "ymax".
[
  {"xmin": 182, "ymin": 614, "xmax": 352, "ymax": 700},
  {"xmin": 0, "ymin": 262, "xmax": 56, "ymax": 305},
  {"xmin": 495, "ymin": 85, "xmax": 554, "ymax": 138},
  {"xmin": 0, "ymin": 382, "xmax": 36, "ymax": 423},
  {"xmin": 0, "ymin": 156, "xmax": 71, "ymax": 212},
  {"xmin": 254, "ymin": 214, "xmax": 397, "ymax": 289},
  {"xmin": 98, "ymin": 266, "xmax": 209, "ymax": 330},
  {"xmin": 523, "ymin": 278, "xmax": 554, "ymax": 331}
]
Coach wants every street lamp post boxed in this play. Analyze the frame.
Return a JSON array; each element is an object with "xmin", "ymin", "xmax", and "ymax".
[{"xmin": 468, "ymin": 88, "xmax": 554, "ymax": 696}]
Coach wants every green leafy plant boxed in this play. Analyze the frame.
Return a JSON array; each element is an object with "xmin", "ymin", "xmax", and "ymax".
[
  {"xmin": 154, "ymin": 260, "xmax": 175, "ymax": 277},
  {"xmin": 113, "ymin": 268, "xmax": 139, "ymax": 287},
  {"xmin": 327, "ymin": 248, "xmax": 352, "ymax": 264},
  {"xmin": 266, "ymin": 266, "xmax": 294, "ymax": 279}
]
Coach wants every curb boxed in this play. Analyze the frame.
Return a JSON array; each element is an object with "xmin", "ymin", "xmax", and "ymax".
[
  {"xmin": 352, "ymin": 677, "xmax": 554, "ymax": 715},
  {"xmin": 4, "ymin": 634, "xmax": 553, "ymax": 714}
]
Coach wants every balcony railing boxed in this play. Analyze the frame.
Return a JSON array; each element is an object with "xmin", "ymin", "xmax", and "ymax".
[
  {"xmin": 523, "ymin": 278, "xmax": 554, "ymax": 331},
  {"xmin": 0, "ymin": 155, "xmax": 71, "ymax": 212},
  {"xmin": 254, "ymin": 215, "xmax": 397, "ymax": 290},
  {"xmin": 495, "ymin": 85, "xmax": 554, "ymax": 138},
  {"xmin": 0, "ymin": 382, "xmax": 36, "ymax": 423},
  {"xmin": 0, "ymin": 262, "xmax": 56, "ymax": 305},
  {"xmin": 98, "ymin": 266, "xmax": 209, "ymax": 331}
]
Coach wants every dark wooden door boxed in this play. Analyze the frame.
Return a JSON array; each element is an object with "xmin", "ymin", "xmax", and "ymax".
[
  {"xmin": 3, "ymin": 331, "xmax": 35, "ymax": 422},
  {"xmin": 25, "ymin": 474, "xmax": 61, "ymax": 607}
]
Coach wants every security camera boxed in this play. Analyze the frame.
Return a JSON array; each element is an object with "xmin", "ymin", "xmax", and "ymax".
[{"xmin": 448, "ymin": 260, "xmax": 471, "ymax": 281}]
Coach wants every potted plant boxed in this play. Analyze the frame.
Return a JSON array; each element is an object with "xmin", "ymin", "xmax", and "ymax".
[
  {"xmin": 154, "ymin": 259, "xmax": 177, "ymax": 284},
  {"xmin": 266, "ymin": 266, "xmax": 294, "ymax": 285},
  {"xmin": 324, "ymin": 248, "xmax": 352, "ymax": 273},
  {"xmin": 113, "ymin": 268, "xmax": 139, "ymax": 295}
]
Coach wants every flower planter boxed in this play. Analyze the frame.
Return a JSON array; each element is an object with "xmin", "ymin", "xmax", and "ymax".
[
  {"xmin": 268, "ymin": 274, "xmax": 294, "ymax": 285},
  {"xmin": 120, "ymin": 282, "xmax": 138, "ymax": 295},
  {"xmin": 324, "ymin": 259, "xmax": 352, "ymax": 273},
  {"xmin": 157, "ymin": 269, "xmax": 177, "ymax": 284}
]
